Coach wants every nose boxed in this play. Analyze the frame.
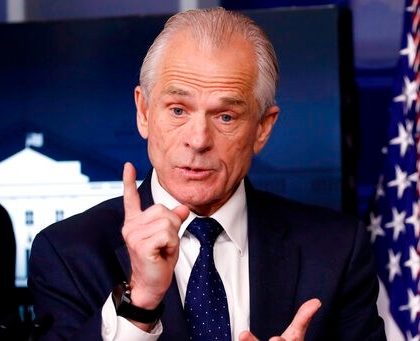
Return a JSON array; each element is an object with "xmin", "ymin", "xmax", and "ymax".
[{"xmin": 184, "ymin": 114, "xmax": 213, "ymax": 153}]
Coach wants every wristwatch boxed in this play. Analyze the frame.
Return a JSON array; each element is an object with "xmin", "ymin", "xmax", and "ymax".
[{"xmin": 112, "ymin": 281, "xmax": 164, "ymax": 323}]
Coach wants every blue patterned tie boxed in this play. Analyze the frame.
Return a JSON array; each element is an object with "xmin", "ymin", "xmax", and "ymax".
[{"xmin": 184, "ymin": 217, "xmax": 231, "ymax": 340}]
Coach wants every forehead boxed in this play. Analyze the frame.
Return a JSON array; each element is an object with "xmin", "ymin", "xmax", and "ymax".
[{"xmin": 153, "ymin": 32, "xmax": 258, "ymax": 97}]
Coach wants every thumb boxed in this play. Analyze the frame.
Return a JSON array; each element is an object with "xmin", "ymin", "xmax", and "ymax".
[
  {"xmin": 172, "ymin": 205, "xmax": 190, "ymax": 223},
  {"xmin": 281, "ymin": 298, "xmax": 321, "ymax": 340},
  {"xmin": 239, "ymin": 330, "xmax": 259, "ymax": 341}
]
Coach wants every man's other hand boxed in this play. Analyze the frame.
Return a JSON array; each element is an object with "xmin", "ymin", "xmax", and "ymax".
[
  {"xmin": 239, "ymin": 299, "xmax": 321, "ymax": 341},
  {"xmin": 122, "ymin": 162, "xmax": 190, "ymax": 310}
]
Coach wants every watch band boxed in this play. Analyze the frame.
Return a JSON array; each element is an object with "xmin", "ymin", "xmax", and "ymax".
[{"xmin": 112, "ymin": 281, "xmax": 164, "ymax": 323}]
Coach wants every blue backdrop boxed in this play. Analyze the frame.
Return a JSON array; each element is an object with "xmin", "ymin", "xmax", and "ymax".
[{"xmin": 0, "ymin": 6, "xmax": 348, "ymax": 210}]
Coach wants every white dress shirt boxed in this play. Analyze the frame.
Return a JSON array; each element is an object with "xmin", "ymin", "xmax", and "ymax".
[{"xmin": 102, "ymin": 169, "xmax": 250, "ymax": 340}]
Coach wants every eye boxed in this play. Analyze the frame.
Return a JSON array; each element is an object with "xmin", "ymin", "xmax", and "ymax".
[
  {"xmin": 171, "ymin": 107, "xmax": 184, "ymax": 116},
  {"xmin": 220, "ymin": 114, "xmax": 233, "ymax": 122}
]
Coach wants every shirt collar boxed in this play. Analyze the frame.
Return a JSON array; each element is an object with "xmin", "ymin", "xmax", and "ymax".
[{"xmin": 150, "ymin": 169, "xmax": 248, "ymax": 255}]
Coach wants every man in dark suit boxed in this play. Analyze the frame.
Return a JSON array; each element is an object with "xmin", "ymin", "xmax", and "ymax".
[{"xmin": 29, "ymin": 7, "xmax": 385, "ymax": 341}]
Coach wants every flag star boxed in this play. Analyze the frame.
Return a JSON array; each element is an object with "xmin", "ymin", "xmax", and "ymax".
[
  {"xmin": 389, "ymin": 121, "xmax": 415, "ymax": 156},
  {"xmin": 406, "ymin": 203, "xmax": 420, "ymax": 237},
  {"xmin": 387, "ymin": 165, "xmax": 415, "ymax": 198},
  {"xmin": 366, "ymin": 213, "xmax": 385, "ymax": 243},
  {"xmin": 399, "ymin": 289, "xmax": 420, "ymax": 322},
  {"xmin": 385, "ymin": 207, "xmax": 407, "ymax": 241},
  {"xmin": 400, "ymin": 34, "xmax": 417, "ymax": 67},
  {"xmin": 393, "ymin": 76, "xmax": 418, "ymax": 114},
  {"xmin": 387, "ymin": 249, "xmax": 402, "ymax": 282},
  {"xmin": 404, "ymin": 246, "xmax": 420, "ymax": 280}
]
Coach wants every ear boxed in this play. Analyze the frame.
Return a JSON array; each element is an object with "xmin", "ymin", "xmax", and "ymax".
[
  {"xmin": 134, "ymin": 85, "xmax": 149, "ymax": 139},
  {"xmin": 253, "ymin": 105, "xmax": 280, "ymax": 154}
]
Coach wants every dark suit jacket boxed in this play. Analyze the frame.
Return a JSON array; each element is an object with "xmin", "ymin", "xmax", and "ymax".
[{"xmin": 28, "ymin": 173, "xmax": 385, "ymax": 340}]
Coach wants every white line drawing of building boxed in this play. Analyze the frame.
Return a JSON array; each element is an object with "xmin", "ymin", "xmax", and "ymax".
[{"xmin": 0, "ymin": 147, "xmax": 134, "ymax": 287}]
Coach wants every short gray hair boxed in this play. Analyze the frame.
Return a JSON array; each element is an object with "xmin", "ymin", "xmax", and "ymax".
[{"xmin": 139, "ymin": 7, "xmax": 279, "ymax": 115}]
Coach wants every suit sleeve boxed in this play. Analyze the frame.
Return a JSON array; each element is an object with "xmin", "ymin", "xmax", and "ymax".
[
  {"xmin": 336, "ymin": 222, "xmax": 386, "ymax": 340},
  {"xmin": 28, "ymin": 232, "xmax": 103, "ymax": 340}
]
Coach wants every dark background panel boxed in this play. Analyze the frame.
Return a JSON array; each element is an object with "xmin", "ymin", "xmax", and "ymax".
[
  {"xmin": 0, "ymin": 6, "xmax": 346, "ymax": 210},
  {"xmin": 0, "ymin": 16, "xmax": 170, "ymax": 180}
]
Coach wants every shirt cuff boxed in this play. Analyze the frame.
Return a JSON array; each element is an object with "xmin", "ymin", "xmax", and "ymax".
[{"xmin": 101, "ymin": 293, "xmax": 163, "ymax": 340}]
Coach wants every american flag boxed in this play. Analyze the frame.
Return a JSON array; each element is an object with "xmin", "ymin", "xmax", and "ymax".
[{"xmin": 366, "ymin": 0, "xmax": 420, "ymax": 339}]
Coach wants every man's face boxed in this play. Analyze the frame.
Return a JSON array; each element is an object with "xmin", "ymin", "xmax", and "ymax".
[{"xmin": 135, "ymin": 32, "xmax": 278, "ymax": 215}]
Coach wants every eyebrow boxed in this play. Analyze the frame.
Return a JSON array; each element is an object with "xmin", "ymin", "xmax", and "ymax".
[
  {"xmin": 220, "ymin": 96, "xmax": 247, "ymax": 107},
  {"xmin": 162, "ymin": 86, "xmax": 191, "ymax": 97},
  {"xmin": 162, "ymin": 86, "xmax": 246, "ymax": 107}
]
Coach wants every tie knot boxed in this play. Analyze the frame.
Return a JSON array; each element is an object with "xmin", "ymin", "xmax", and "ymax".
[{"xmin": 187, "ymin": 217, "xmax": 224, "ymax": 246}]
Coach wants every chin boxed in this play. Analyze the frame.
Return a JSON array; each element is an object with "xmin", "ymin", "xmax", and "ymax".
[{"xmin": 174, "ymin": 186, "xmax": 219, "ymax": 207}]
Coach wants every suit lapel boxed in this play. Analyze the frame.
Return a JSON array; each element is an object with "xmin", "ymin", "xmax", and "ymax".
[{"xmin": 246, "ymin": 181, "xmax": 301, "ymax": 340}]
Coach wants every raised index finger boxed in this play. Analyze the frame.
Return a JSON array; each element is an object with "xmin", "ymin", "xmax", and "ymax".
[{"xmin": 123, "ymin": 162, "xmax": 142, "ymax": 219}]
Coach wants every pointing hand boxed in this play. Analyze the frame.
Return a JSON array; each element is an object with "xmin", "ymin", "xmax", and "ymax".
[
  {"xmin": 239, "ymin": 299, "xmax": 321, "ymax": 341},
  {"xmin": 122, "ymin": 162, "xmax": 189, "ymax": 310}
]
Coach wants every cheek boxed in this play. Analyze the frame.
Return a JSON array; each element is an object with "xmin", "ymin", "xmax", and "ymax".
[
  {"xmin": 220, "ymin": 136, "xmax": 255, "ymax": 175},
  {"xmin": 229, "ymin": 125, "xmax": 258, "ymax": 156},
  {"xmin": 147, "ymin": 124, "xmax": 169, "ymax": 164}
]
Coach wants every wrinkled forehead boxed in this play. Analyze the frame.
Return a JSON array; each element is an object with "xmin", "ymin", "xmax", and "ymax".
[{"xmin": 149, "ymin": 33, "xmax": 259, "ymax": 115}]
